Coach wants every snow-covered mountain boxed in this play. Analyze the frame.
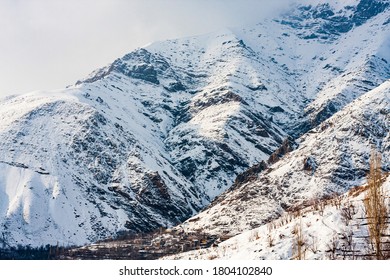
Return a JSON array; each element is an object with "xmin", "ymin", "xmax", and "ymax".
[
  {"xmin": 0, "ymin": 0, "xmax": 389, "ymax": 248},
  {"xmin": 177, "ymin": 80, "xmax": 390, "ymax": 236}
]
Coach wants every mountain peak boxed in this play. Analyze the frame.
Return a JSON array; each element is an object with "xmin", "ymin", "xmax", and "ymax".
[{"xmin": 277, "ymin": 0, "xmax": 389, "ymax": 41}]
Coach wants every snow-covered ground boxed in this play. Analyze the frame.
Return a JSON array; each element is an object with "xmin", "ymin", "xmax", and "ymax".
[{"xmin": 164, "ymin": 176, "xmax": 390, "ymax": 260}]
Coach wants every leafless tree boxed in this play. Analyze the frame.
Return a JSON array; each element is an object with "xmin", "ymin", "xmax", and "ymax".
[{"xmin": 363, "ymin": 150, "xmax": 388, "ymax": 259}]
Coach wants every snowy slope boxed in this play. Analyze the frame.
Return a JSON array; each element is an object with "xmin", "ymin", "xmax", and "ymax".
[
  {"xmin": 164, "ymin": 176, "xmax": 390, "ymax": 260},
  {"xmin": 0, "ymin": 88, "xmax": 201, "ymax": 246},
  {"xmin": 179, "ymin": 80, "xmax": 390, "ymax": 236},
  {"xmin": 0, "ymin": 0, "xmax": 389, "ymax": 248}
]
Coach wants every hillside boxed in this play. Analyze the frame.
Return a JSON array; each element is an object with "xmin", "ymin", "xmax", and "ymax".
[
  {"xmin": 178, "ymin": 80, "xmax": 390, "ymax": 236},
  {"xmin": 164, "ymin": 175, "xmax": 390, "ymax": 260}
]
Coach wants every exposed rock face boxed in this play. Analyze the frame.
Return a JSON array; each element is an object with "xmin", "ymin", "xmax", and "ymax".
[
  {"xmin": 303, "ymin": 156, "xmax": 317, "ymax": 173},
  {"xmin": 279, "ymin": 0, "xmax": 389, "ymax": 40}
]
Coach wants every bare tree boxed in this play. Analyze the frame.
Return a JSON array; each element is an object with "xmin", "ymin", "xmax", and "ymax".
[
  {"xmin": 363, "ymin": 149, "xmax": 388, "ymax": 259},
  {"xmin": 326, "ymin": 234, "xmax": 339, "ymax": 260},
  {"xmin": 292, "ymin": 218, "xmax": 305, "ymax": 260},
  {"xmin": 267, "ymin": 224, "xmax": 275, "ymax": 247}
]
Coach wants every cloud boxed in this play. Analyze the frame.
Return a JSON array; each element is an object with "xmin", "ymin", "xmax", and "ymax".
[{"xmin": 0, "ymin": 0, "xmax": 292, "ymax": 96}]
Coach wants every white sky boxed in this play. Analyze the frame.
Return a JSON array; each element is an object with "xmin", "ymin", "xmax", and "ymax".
[{"xmin": 0, "ymin": 0, "xmax": 291, "ymax": 96}]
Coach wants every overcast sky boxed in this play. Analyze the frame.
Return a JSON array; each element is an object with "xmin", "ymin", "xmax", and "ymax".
[{"xmin": 0, "ymin": 0, "xmax": 292, "ymax": 96}]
